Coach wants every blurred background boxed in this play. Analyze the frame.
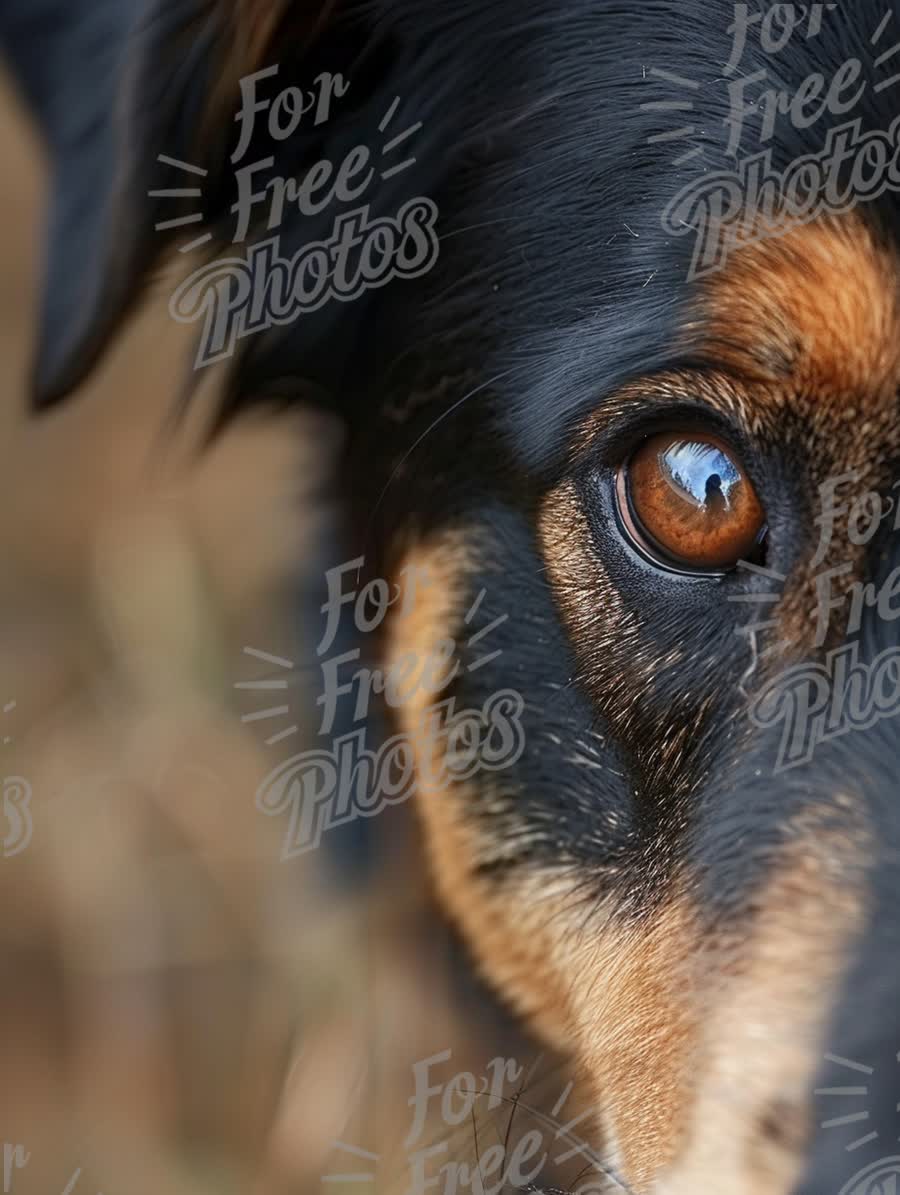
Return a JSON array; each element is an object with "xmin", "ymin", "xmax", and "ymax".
[{"xmin": 0, "ymin": 65, "xmax": 587, "ymax": 1195}]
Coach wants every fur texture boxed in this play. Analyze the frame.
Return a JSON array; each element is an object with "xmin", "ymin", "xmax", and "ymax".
[{"xmin": 5, "ymin": 2, "xmax": 900, "ymax": 1190}]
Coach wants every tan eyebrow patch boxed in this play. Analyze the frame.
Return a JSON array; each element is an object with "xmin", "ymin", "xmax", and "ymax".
[
  {"xmin": 689, "ymin": 215, "xmax": 900, "ymax": 657},
  {"xmin": 561, "ymin": 214, "xmax": 900, "ymax": 668},
  {"xmin": 690, "ymin": 213, "xmax": 900, "ymax": 428}
]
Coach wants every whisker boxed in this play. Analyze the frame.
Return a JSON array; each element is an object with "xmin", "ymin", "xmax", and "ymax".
[{"xmin": 367, "ymin": 368, "xmax": 518, "ymax": 527}]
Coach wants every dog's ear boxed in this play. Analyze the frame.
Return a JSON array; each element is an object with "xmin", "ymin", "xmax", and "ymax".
[{"xmin": 0, "ymin": 0, "xmax": 346, "ymax": 410}]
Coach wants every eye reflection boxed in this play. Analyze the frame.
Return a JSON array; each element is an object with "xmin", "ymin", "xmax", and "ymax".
[
  {"xmin": 659, "ymin": 441, "xmax": 742, "ymax": 514},
  {"xmin": 617, "ymin": 431, "xmax": 766, "ymax": 572}
]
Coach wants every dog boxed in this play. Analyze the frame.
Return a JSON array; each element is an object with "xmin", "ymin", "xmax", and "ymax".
[{"xmin": 4, "ymin": 2, "xmax": 900, "ymax": 1191}]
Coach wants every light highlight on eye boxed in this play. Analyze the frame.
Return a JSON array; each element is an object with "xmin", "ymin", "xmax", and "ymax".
[{"xmin": 616, "ymin": 431, "xmax": 766, "ymax": 571}]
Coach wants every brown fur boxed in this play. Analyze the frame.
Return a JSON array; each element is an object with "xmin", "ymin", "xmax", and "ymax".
[
  {"xmin": 694, "ymin": 215, "xmax": 900, "ymax": 654},
  {"xmin": 389, "ymin": 520, "xmax": 695, "ymax": 1181},
  {"xmin": 539, "ymin": 479, "xmax": 711, "ymax": 779},
  {"xmin": 387, "ymin": 214, "xmax": 890, "ymax": 1193},
  {"xmin": 563, "ymin": 216, "xmax": 900, "ymax": 673},
  {"xmin": 661, "ymin": 815, "xmax": 868, "ymax": 1195},
  {"xmin": 385, "ymin": 534, "xmax": 579, "ymax": 1048},
  {"xmin": 387, "ymin": 532, "xmax": 868, "ymax": 1192}
]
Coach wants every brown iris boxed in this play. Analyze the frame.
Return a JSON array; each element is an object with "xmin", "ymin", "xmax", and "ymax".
[{"xmin": 616, "ymin": 431, "xmax": 766, "ymax": 571}]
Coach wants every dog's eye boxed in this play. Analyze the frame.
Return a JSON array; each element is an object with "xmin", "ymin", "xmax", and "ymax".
[{"xmin": 615, "ymin": 431, "xmax": 766, "ymax": 572}]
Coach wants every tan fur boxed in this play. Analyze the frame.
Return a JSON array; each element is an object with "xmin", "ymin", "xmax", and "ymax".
[
  {"xmin": 661, "ymin": 815, "xmax": 868, "ymax": 1195},
  {"xmin": 560, "ymin": 215, "xmax": 900, "ymax": 671},
  {"xmin": 389, "ymin": 529, "xmax": 867, "ymax": 1192},
  {"xmin": 384, "ymin": 538, "xmax": 687, "ymax": 1186},
  {"xmin": 539, "ymin": 480, "xmax": 709, "ymax": 778},
  {"xmin": 385, "ymin": 534, "xmax": 578, "ymax": 1048},
  {"xmin": 694, "ymin": 214, "xmax": 900, "ymax": 405},
  {"xmin": 387, "ymin": 213, "xmax": 891, "ymax": 1192},
  {"xmin": 695, "ymin": 216, "xmax": 900, "ymax": 654},
  {"xmin": 389, "ymin": 521, "xmax": 698, "ymax": 1180}
]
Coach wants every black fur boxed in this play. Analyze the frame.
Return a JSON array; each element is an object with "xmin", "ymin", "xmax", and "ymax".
[{"xmin": 5, "ymin": 3, "xmax": 900, "ymax": 1190}]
